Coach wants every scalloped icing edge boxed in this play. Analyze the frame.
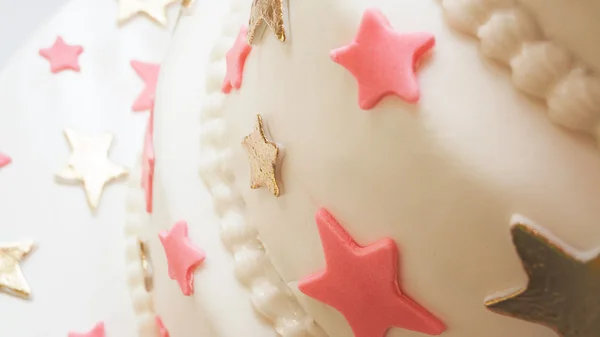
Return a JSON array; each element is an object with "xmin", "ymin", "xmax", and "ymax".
[
  {"xmin": 197, "ymin": 1, "xmax": 327, "ymax": 336},
  {"xmin": 125, "ymin": 154, "xmax": 161, "ymax": 337},
  {"xmin": 440, "ymin": 0, "xmax": 600, "ymax": 146}
]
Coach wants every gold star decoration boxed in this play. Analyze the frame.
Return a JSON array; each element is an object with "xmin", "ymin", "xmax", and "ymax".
[
  {"xmin": 56, "ymin": 128, "xmax": 129, "ymax": 211},
  {"xmin": 0, "ymin": 240, "xmax": 34, "ymax": 298},
  {"xmin": 248, "ymin": 0, "xmax": 287, "ymax": 44},
  {"xmin": 241, "ymin": 115, "xmax": 282, "ymax": 197},
  {"xmin": 181, "ymin": 0, "xmax": 194, "ymax": 8},
  {"xmin": 117, "ymin": 0, "xmax": 179, "ymax": 26},
  {"xmin": 485, "ymin": 216, "xmax": 600, "ymax": 337}
]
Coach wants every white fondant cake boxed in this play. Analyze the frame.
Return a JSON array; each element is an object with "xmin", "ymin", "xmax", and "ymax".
[{"xmin": 143, "ymin": 0, "xmax": 600, "ymax": 336}]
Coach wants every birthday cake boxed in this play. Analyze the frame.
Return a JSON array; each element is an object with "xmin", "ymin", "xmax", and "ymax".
[{"xmin": 139, "ymin": 0, "xmax": 600, "ymax": 336}]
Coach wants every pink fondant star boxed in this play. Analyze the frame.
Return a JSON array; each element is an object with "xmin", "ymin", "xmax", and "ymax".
[
  {"xmin": 159, "ymin": 220, "xmax": 206, "ymax": 295},
  {"xmin": 222, "ymin": 26, "xmax": 252, "ymax": 94},
  {"xmin": 330, "ymin": 8, "xmax": 435, "ymax": 110},
  {"xmin": 155, "ymin": 316, "xmax": 170, "ymax": 337},
  {"xmin": 0, "ymin": 153, "xmax": 11, "ymax": 168},
  {"xmin": 68, "ymin": 322, "xmax": 105, "ymax": 337},
  {"xmin": 141, "ymin": 108, "xmax": 155, "ymax": 213},
  {"xmin": 299, "ymin": 209, "xmax": 446, "ymax": 337},
  {"xmin": 39, "ymin": 37, "xmax": 84, "ymax": 73},
  {"xmin": 131, "ymin": 60, "xmax": 160, "ymax": 112}
]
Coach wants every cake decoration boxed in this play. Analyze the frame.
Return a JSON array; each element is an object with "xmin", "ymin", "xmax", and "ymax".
[
  {"xmin": 241, "ymin": 114, "xmax": 282, "ymax": 197},
  {"xmin": 159, "ymin": 220, "xmax": 206, "ymax": 296},
  {"xmin": 330, "ymin": 8, "xmax": 435, "ymax": 110},
  {"xmin": 181, "ymin": 0, "xmax": 194, "ymax": 9},
  {"xmin": 0, "ymin": 153, "xmax": 11, "ymax": 167},
  {"xmin": 0, "ymin": 240, "xmax": 34, "ymax": 298},
  {"xmin": 222, "ymin": 26, "xmax": 252, "ymax": 94},
  {"xmin": 56, "ymin": 128, "xmax": 129, "ymax": 211},
  {"xmin": 142, "ymin": 109, "xmax": 155, "ymax": 213},
  {"xmin": 39, "ymin": 37, "xmax": 83, "ymax": 73},
  {"xmin": 117, "ymin": 0, "xmax": 178, "ymax": 26},
  {"xmin": 440, "ymin": 1, "xmax": 600, "ymax": 145},
  {"xmin": 138, "ymin": 239, "xmax": 154, "ymax": 292},
  {"xmin": 299, "ymin": 209, "xmax": 446, "ymax": 337},
  {"xmin": 248, "ymin": 0, "xmax": 287, "ymax": 44},
  {"xmin": 485, "ymin": 215, "xmax": 600, "ymax": 337},
  {"xmin": 155, "ymin": 316, "xmax": 170, "ymax": 337},
  {"xmin": 131, "ymin": 61, "xmax": 160, "ymax": 112},
  {"xmin": 68, "ymin": 322, "xmax": 105, "ymax": 337}
]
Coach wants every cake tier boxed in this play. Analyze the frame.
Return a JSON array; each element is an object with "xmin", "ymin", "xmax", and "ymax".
[
  {"xmin": 152, "ymin": 0, "xmax": 600, "ymax": 336},
  {"xmin": 202, "ymin": 0, "xmax": 600, "ymax": 337},
  {"xmin": 147, "ymin": 0, "xmax": 281, "ymax": 336}
]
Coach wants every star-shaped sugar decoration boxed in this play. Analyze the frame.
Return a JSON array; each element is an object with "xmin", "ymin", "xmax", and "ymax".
[
  {"xmin": 131, "ymin": 60, "xmax": 160, "ymax": 112},
  {"xmin": 485, "ymin": 215, "xmax": 600, "ymax": 337},
  {"xmin": 117, "ymin": 0, "xmax": 178, "ymax": 26},
  {"xmin": 330, "ymin": 8, "xmax": 435, "ymax": 110},
  {"xmin": 0, "ymin": 153, "xmax": 11, "ymax": 168},
  {"xmin": 155, "ymin": 316, "xmax": 170, "ymax": 337},
  {"xmin": 0, "ymin": 240, "xmax": 34, "ymax": 298},
  {"xmin": 56, "ymin": 128, "xmax": 128, "ymax": 211},
  {"xmin": 222, "ymin": 26, "xmax": 252, "ymax": 94},
  {"xmin": 248, "ymin": 0, "xmax": 287, "ymax": 44},
  {"xmin": 299, "ymin": 209, "xmax": 446, "ymax": 337},
  {"xmin": 241, "ymin": 114, "xmax": 282, "ymax": 197},
  {"xmin": 39, "ymin": 37, "xmax": 84, "ymax": 73},
  {"xmin": 142, "ymin": 109, "xmax": 155, "ymax": 213},
  {"xmin": 159, "ymin": 221, "xmax": 206, "ymax": 296},
  {"xmin": 68, "ymin": 322, "xmax": 105, "ymax": 337}
]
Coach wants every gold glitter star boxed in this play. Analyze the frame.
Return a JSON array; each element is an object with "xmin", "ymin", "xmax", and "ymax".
[
  {"xmin": 0, "ymin": 240, "xmax": 34, "ymax": 299},
  {"xmin": 485, "ymin": 216, "xmax": 600, "ymax": 337},
  {"xmin": 241, "ymin": 115, "xmax": 281, "ymax": 197},
  {"xmin": 248, "ymin": 0, "xmax": 286, "ymax": 44},
  {"xmin": 56, "ymin": 128, "xmax": 129, "ymax": 211}
]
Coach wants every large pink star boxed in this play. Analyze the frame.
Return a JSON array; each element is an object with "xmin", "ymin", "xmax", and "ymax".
[
  {"xmin": 39, "ymin": 36, "xmax": 84, "ymax": 73},
  {"xmin": 330, "ymin": 8, "xmax": 435, "ymax": 110},
  {"xmin": 68, "ymin": 322, "xmax": 105, "ymax": 337},
  {"xmin": 0, "ymin": 153, "xmax": 11, "ymax": 168},
  {"xmin": 141, "ymin": 108, "xmax": 155, "ymax": 213},
  {"xmin": 159, "ymin": 221, "xmax": 206, "ymax": 296},
  {"xmin": 131, "ymin": 60, "xmax": 160, "ymax": 112},
  {"xmin": 222, "ymin": 26, "xmax": 252, "ymax": 94},
  {"xmin": 299, "ymin": 209, "xmax": 446, "ymax": 337}
]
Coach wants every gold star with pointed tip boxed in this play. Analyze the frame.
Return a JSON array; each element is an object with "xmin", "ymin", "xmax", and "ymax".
[
  {"xmin": 0, "ymin": 240, "xmax": 34, "ymax": 299},
  {"xmin": 248, "ymin": 0, "xmax": 286, "ymax": 44},
  {"xmin": 241, "ymin": 115, "xmax": 281, "ymax": 197},
  {"xmin": 485, "ymin": 215, "xmax": 600, "ymax": 337},
  {"xmin": 117, "ymin": 0, "xmax": 178, "ymax": 27},
  {"xmin": 56, "ymin": 128, "xmax": 129, "ymax": 211}
]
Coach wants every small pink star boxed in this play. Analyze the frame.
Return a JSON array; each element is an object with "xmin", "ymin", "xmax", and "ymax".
[
  {"xmin": 299, "ymin": 209, "xmax": 446, "ymax": 337},
  {"xmin": 141, "ymin": 108, "xmax": 155, "ymax": 213},
  {"xmin": 0, "ymin": 153, "xmax": 11, "ymax": 168},
  {"xmin": 39, "ymin": 36, "xmax": 83, "ymax": 73},
  {"xmin": 330, "ymin": 8, "xmax": 435, "ymax": 110},
  {"xmin": 159, "ymin": 220, "xmax": 206, "ymax": 295},
  {"xmin": 68, "ymin": 322, "xmax": 105, "ymax": 337},
  {"xmin": 131, "ymin": 60, "xmax": 160, "ymax": 112},
  {"xmin": 222, "ymin": 26, "xmax": 252, "ymax": 94},
  {"xmin": 155, "ymin": 315, "xmax": 170, "ymax": 337}
]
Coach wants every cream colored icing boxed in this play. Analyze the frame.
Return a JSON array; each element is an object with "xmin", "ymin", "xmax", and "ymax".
[
  {"xmin": 147, "ymin": 0, "xmax": 316, "ymax": 336},
  {"xmin": 151, "ymin": 0, "xmax": 600, "ymax": 336},
  {"xmin": 214, "ymin": 0, "xmax": 600, "ymax": 336}
]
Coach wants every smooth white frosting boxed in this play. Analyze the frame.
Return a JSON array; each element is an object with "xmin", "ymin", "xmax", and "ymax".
[
  {"xmin": 147, "ymin": 0, "xmax": 283, "ymax": 336},
  {"xmin": 152, "ymin": 0, "xmax": 600, "ymax": 336}
]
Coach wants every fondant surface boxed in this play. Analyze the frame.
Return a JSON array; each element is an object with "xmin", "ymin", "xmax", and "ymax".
[
  {"xmin": 149, "ymin": 0, "xmax": 279, "ymax": 336},
  {"xmin": 152, "ymin": 0, "xmax": 600, "ymax": 336}
]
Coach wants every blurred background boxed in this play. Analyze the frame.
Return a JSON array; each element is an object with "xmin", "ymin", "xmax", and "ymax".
[{"xmin": 0, "ymin": 0, "xmax": 69, "ymax": 67}]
